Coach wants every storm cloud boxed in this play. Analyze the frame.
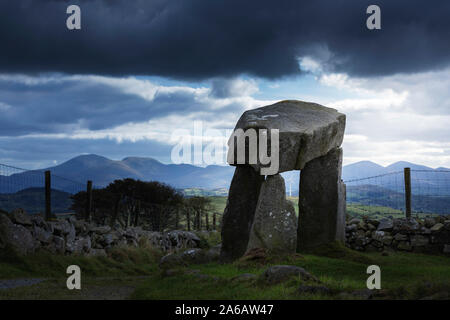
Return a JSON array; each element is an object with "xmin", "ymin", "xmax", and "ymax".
[{"xmin": 0, "ymin": 0, "xmax": 449, "ymax": 79}]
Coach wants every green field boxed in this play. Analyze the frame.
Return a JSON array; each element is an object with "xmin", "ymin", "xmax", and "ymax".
[
  {"xmin": 1, "ymin": 239, "xmax": 449, "ymax": 300},
  {"xmin": 206, "ymin": 196, "xmax": 443, "ymax": 220}
]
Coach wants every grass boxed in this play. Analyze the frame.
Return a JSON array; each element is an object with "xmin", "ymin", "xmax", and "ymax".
[
  {"xmin": 1, "ymin": 222, "xmax": 449, "ymax": 300},
  {"xmin": 131, "ymin": 248, "xmax": 450, "ymax": 300},
  {"xmin": 208, "ymin": 196, "xmax": 227, "ymax": 214},
  {"xmin": 1, "ymin": 242, "xmax": 449, "ymax": 300},
  {"xmin": 0, "ymin": 245, "xmax": 162, "ymax": 279}
]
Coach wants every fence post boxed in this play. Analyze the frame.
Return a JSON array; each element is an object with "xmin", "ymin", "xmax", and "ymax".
[
  {"xmin": 134, "ymin": 200, "xmax": 140, "ymax": 226},
  {"xmin": 175, "ymin": 207, "xmax": 179, "ymax": 230},
  {"xmin": 404, "ymin": 167, "xmax": 412, "ymax": 219},
  {"xmin": 85, "ymin": 180, "xmax": 92, "ymax": 221},
  {"xmin": 111, "ymin": 194, "xmax": 121, "ymax": 228},
  {"xmin": 205, "ymin": 212, "xmax": 209, "ymax": 231},
  {"xmin": 213, "ymin": 212, "xmax": 216, "ymax": 231},
  {"xmin": 187, "ymin": 207, "xmax": 191, "ymax": 231},
  {"xmin": 45, "ymin": 170, "xmax": 51, "ymax": 221}
]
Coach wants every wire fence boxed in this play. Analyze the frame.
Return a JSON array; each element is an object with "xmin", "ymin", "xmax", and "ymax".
[
  {"xmin": 1, "ymin": 161, "xmax": 449, "ymax": 224},
  {"xmin": 344, "ymin": 169, "xmax": 450, "ymax": 216},
  {"xmin": 0, "ymin": 163, "xmax": 86, "ymax": 215},
  {"xmin": 0, "ymin": 163, "xmax": 222, "ymax": 231}
]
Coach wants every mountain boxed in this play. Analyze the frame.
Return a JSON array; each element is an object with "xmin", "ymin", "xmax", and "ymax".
[
  {"xmin": 342, "ymin": 161, "xmax": 386, "ymax": 180},
  {"xmin": 0, "ymin": 155, "xmax": 449, "ymax": 196},
  {"xmin": 0, "ymin": 154, "xmax": 235, "ymax": 193},
  {"xmin": 385, "ymin": 161, "xmax": 433, "ymax": 172}
]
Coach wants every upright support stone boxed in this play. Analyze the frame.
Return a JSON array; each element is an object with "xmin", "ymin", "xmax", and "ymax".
[
  {"xmin": 247, "ymin": 174, "xmax": 297, "ymax": 253},
  {"xmin": 297, "ymin": 147, "xmax": 346, "ymax": 251},
  {"xmin": 220, "ymin": 165, "xmax": 264, "ymax": 262}
]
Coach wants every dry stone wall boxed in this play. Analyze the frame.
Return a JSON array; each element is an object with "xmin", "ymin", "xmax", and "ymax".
[
  {"xmin": 0, "ymin": 209, "xmax": 201, "ymax": 256},
  {"xmin": 345, "ymin": 215, "xmax": 450, "ymax": 254}
]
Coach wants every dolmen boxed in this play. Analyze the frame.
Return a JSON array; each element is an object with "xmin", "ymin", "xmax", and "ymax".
[{"xmin": 220, "ymin": 100, "xmax": 346, "ymax": 262}]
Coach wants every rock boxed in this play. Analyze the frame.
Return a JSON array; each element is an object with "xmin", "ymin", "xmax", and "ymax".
[
  {"xmin": 444, "ymin": 220, "xmax": 450, "ymax": 231},
  {"xmin": 443, "ymin": 244, "xmax": 450, "ymax": 254},
  {"xmin": 231, "ymin": 273, "xmax": 257, "ymax": 283},
  {"xmin": 91, "ymin": 226, "xmax": 111, "ymax": 235},
  {"xmin": 0, "ymin": 214, "xmax": 35, "ymax": 255},
  {"xmin": 424, "ymin": 218, "xmax": 436, "ymax": 228},
  {"xmin": 348, "ymin": 289, "xmax": 374, "ymax": 300},
  {"xmin": 220, "ymin": 165, "xmax": 264, "ymax": 262},
  {"xmin": 377, "ymin": 219, "xmax": 394, "ymax": 232},
  {"xmin": 394, "ymin": 233, "xmax": 408, "ymax": 241},
  {"xmin": 420, "ymin": 291, "xmax": 449, "ymax": 300},
  {"xmin": 33, "ymin": 226, "xmax": 52, "ymax": 244},
  {"xmin": 397, "ymin": 241, "xmax": 412, "ymax": 251},
  {"xmin": 372, "ymin": 231, "xmax": 385, "ymax": 241},
  {"xmin": 124, "ymin": 227, "xmax": 139, "ymax": 239},
  {"xmin": 229, "ymin": 100, "xmax": 346, "ymax": 173},
  {"xmin": 89, "ymin": 248, "xmax": 107, "ymax": 257},
  {"xmin": 66, "ymin": 223, "xmax": 76, "ymax": 244},
  {"xmin": 159, "ymin": 248, "xmax": 215, "ymax": 269},
  {"xmin": 67, "ymin": 237, "xmax": 91, "ymax": 254},
  {"xmin": 102, "ymin": 232, "xmax": 118, "ymax": 246},
  {"xmin": 52, "ymin": 219, "xmax": 72, "ymax": 236},
  {"xmin": 166, "ymin": 230, "xmax": 201, "ymax": 250},
  {"xmin": 237, "ymin": 248, "xmax": 269, "ymax": 265},
  {"xmin": 260, "ymin": 265, "xmax": 318, "ymax": 285},
  {"xmin": 247, "ymin": 174, "xmax": 297, "ymax": 253},
  {"xmin": 73, "ymin": 219, "xmax": 88, "ymax": 234},
  {"xmin": 367, "ymin": 219, "xmax": 380, "ymax": 228},
  {"xmin": 410, "ymin": 235, "xmax": 429, "ymax": 247},
  {"xmin": 298, "ymin": 285, "xmax": 332, "ymax": 296},
  {"xmin": 298, "ymin": 147, "xmax": 346, "ymax": 250},
  {"xmin": 180, "ymin": 248, "xmax": 212, "ymax": 264},
  {"xmin": 30, "ymin": 215, "xmax": 48, "ymax": 229},
  {"xmin": 8, "ymin": 208, "xmax": 32, "ymax": 226},
  {"xmin": 393, "ymin": 218, "xmax": 420, "ymax": 233},
  {"xmin": 53, "ymin": 236, "xmax": 65, "ymax": 254},
  {"xmin": 159, "ymin": 252, "xmax": 186, "ymax": 269},
  {"xmin": 348, "ymin": 218, "xmax": 361, "ymax": 225},
  {"xmin": 430, "ymin": 223, "xmax": 444, "ymax": 233}
]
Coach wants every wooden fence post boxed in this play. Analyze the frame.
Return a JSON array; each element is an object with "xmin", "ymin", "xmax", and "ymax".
[
  {"xmin": 45, "ymin": 170, "xmax": 51, "ymax": 221},
  {"xmin": 85, "ymin": 180, "xmax": 92, "ymax": 221},
  {"xmin": 187, "ymin": 207, "xmax": 191, "ymax": 231},
  {"xmin": 134, "ymin": 200, "xmax": 140, "ymax": 226},
  {"xmin": 111, "ymin": 194, "xmax": 122, "ymax": 228},
  {"xmin": 205, "ymin": 212, "xmax": 209, "ymax": 231},
  {"xmin": 213, "ymin": 212, "xmax": 216, "ymax": 231},
  {"xmin": 404, "ymin": 167, "xmax": 412, "ymax": 219},
  {"xmin": 175, "ymin": 207, "xmax": 179, "ymax": 230}
]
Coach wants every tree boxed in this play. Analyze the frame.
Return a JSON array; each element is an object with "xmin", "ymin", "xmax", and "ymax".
[{"xmin": 71, "ymin": 178, "xmax": 184, "ymax": 231}]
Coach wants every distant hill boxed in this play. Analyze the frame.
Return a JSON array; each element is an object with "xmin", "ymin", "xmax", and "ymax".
[
  {"xmin": 0, "ymin": 155, "xmax": 448, "ymax": 196},
  {"xmin": 0, "ymin": 187, "xmax": 73, "ymax": 214},
  {"xmin": 0, "ymin": 154, "xmax": 235, "ymax": 193}
]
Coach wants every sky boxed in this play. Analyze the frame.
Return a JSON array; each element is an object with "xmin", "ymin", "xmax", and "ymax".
[{"xmin": 0, "ymin": 0, "xmax": 450, "ymax": 169}]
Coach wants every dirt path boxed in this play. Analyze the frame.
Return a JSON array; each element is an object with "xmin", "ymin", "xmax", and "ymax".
[
  {"xmin": 0, "ymin": 278, "xmax": 46, "ymax": 290},
  {"xmin": 0, "ymin": 276, "xmax": 149, "ymax": 300}
]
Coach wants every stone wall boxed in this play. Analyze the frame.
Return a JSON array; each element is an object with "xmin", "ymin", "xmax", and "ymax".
[
  {"xmin": 345, "ymin": 215, "xmax": 450, "ymax": 254},
  {"xmin": 0, "ymin": 209, "xmax": 201, "ymax": 256}
]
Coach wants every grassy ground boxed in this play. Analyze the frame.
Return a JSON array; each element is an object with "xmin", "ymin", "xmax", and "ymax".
[
  {"xmin": 0, "ymin": 245, "xmax": 162, "ymax": 300},
  {"xmin": 131, "ymin": 243, "xmax": 450, "ymax": 300},
  {"xmin": 1, "ymin": 239, "xmax": 449, "ymax": 300}
]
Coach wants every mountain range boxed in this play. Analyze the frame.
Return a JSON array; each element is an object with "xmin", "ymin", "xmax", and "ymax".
[{"xmin": 0, "ymin": 154, "xmax": 449, "ymax": 195}]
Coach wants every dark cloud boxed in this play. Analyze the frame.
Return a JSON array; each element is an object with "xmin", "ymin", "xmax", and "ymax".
[
  {"xmin": 0, "ymin": 75, "xmax": 227, "ymax": 136},
  {"xmin": 0, "ymin": 0, "xmax": 449, "ymax": 79}
]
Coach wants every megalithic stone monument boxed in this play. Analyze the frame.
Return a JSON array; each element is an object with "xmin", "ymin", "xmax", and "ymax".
[{"xmin": 220, "ymin": 100, "xmax": 346, "ymax": 262}]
